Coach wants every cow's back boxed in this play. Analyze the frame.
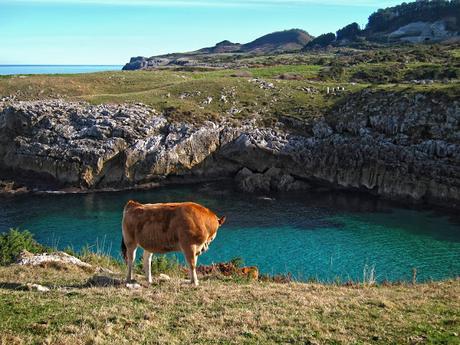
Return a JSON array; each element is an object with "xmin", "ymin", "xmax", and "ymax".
[{"xmin": 122, "ymin": 201, "xmax": 218, "ymax": 253}]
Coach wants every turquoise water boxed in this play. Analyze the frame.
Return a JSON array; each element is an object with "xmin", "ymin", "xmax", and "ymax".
[
  {"xmin": 0, "ymin": 65, "xmax": 123, "ymax": 75},
  {"xmin": 0, "ymin": 183, "xmax": 459, "ymax": 283}
]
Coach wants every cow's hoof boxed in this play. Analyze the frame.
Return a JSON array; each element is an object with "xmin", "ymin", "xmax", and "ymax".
[
  {"xmin": 126, "ymin": 282, "xmax": 142, "ymax": 289},
  {"xmin": 180, "ymin": 279, "xmax": 199, "ymax": 286}
]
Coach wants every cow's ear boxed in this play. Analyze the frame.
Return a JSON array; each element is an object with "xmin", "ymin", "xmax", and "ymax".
[{"xmin": 218, "ymin": 216, "xmax": 226, "ymax": 225}]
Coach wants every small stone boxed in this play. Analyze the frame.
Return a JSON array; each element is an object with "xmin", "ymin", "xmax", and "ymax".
[
  {"xmin": 158, "ymin": 273, "xmax": 171, "ymax": 281},
  {"xmin": 26, "ymin": 283, "xmax": 50, "ymax": 292}
]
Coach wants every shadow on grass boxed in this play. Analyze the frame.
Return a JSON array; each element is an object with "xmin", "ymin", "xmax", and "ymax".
[
  {"xmin": 0, "ymin": 282, "xmax": 27, "ymax": 290},
  {"xmin": 83, "ymin": 275, "xmax": 124, "ymax": 288},
  {"xmin": 0, "ymin": 275, "xmax": 125, "ymax": 291}
]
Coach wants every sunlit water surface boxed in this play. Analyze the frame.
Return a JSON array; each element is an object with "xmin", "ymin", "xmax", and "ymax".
[
  {"xmin": 1, "ymin": 183, "xmax": 459, "ymax": 283},
  {"xmin": 0, "ymin": 65, "xmax": 122, "ymax": 75}
]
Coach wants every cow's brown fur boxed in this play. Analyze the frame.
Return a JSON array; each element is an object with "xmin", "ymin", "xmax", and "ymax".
[{"xmin": 121, "ymin": 200, "xmax": 225, "ymax": 286}]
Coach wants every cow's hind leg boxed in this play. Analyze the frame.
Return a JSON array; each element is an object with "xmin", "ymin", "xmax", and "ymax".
[
  {"xmin": 126, "ymin": 245, "xmax": 137, "ymax": 283},
  {"xmin": 143, "ymin": 250, "xmax": 153, "ymax": 284},
  {"xmin": 183, "ymin": 246, "xmax": 199, "ymax": 287}
]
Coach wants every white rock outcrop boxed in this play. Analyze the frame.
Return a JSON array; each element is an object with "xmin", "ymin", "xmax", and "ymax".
[{"xmin": 17, "ymin": 251, "xmax": 92, "ymax": 268}]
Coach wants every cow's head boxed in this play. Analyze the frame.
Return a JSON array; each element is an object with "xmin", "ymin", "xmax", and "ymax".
[{"xmin": 218, "ymin": 216, "xmax": 226, "ymax": 226}]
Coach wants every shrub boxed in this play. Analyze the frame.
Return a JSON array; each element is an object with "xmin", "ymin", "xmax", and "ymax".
[
  {"xmin": 404, "ymin": 65, "xmax": 459, "ymax": 81},
  {"xmin": 151, "ymin": 255, "xmax": 181, "ymax": 275},
  {"xmin": 351, "ymin": 64, "xmax": 403, "ymax": 83},
  {"xmin": 0, "ymin": 228, "xmax": 48, "ymax": 265},
  {"xmin": 336, "ymin": 22, "xmax": 361, "ymax": 41},
  {"xmin": 304, "ymin": 33, "xmax": 336, "ymax": 49},
  {"xmin": 230, "ymin": 256, "xmax": 244, "ymax": 269},
  {"xmin": 319, "ymin": 61, "xmax": 346, "ymax": 81}
]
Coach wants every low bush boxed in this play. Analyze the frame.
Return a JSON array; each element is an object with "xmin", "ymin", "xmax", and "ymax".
[
  {"xmin": 0, "ymin": 228, "xmax": 48, "ymax": 265},
  {"xmin": 404, "ymin": 65, "xmax": 459, "ymax": 81},
  {"xmin": 351, "ymin": 64, "xmax": 402, "ymax": 83},
  {"xmin": 150, "ymin": 255, "xmax": 181, "ymax": 276}
]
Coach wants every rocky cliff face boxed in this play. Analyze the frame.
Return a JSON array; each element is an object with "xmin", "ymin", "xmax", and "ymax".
[
  {"xmin": 0, "ymin": 90, "xmax": 459, "ymax": 208},
  {"xmin": 388, "ymin": 20, "xmax": 458, "ymax": 43}
]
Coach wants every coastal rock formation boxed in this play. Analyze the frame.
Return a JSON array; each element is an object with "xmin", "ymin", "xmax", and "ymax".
[
  {"xmin": 388, "ymin": 20, "xmax": 458, "ymax": 43},
  {"xmin": 123, "ymin": 56, "xmax": 171, "ymax": 70},
  {"xmin": 0, "ymin": 89, "xmax": 459, "ymax": 208},
  {"xmin": 122, "ymin": 29, "xmax": 313, "ymax": 70}
]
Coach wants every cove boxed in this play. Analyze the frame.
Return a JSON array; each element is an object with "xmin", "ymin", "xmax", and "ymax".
[{"xmin": 0, "ymin": 182, "xmax": 459, "ymax": 283}]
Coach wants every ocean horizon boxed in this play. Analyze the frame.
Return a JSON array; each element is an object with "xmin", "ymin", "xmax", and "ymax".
[{"xmin": 0, "ymin": 64, "xmax": 123, "ymax": 75}]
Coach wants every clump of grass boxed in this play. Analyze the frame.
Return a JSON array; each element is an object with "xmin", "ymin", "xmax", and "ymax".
[
  {"xmin": 363, "ymin": 264, "xmax": 376, "ymax": 285},
  {"xmin": 0, "ymin": 229, "xmax": 48, "ymax": 265},
  {"xmin": 150, "ymin": 255, "xmax": 182, "ymax": 276},
  {"xmin": 229, "ymin": 256, "xmax": 244, "ymax": 268},
  {"xmin": 78, "ymin": 243, "xmax": 123, "ymax": 271}
]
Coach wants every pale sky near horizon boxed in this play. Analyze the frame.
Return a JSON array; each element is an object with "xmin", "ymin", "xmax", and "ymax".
[{"xmin": 1, "ymin": 0, "xmax": 404, "ymax": 65}]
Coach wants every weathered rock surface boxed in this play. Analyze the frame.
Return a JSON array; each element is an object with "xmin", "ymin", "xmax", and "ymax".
[
  {"xmin": 389, "ymin": 20, "xmax": 458, "ymax": 43},
  {"xmin": 122, "ymin": 56, "xmax": 171, "ymax": 70},
  {"xmin": 0, "ymin": 89, "xmax": 459, "ymax": 208},
  {"xmin": 17, "ymin": 251, "xmax": 92, "ymax": 268},
  {"xmin": 25, "ymin": 283, "xmax": 50, "ymax": 292}
]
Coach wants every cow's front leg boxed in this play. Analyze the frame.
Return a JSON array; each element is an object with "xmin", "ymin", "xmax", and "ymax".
[
  {"xmin": 183, "ymin": 247, "xmax": 199, "ymax": 286},
  {"xmin": 143, "ymin": 250, "xmax": 152, "ymax": 284}
]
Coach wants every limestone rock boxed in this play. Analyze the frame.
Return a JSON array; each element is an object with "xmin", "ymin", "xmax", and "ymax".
[
  {"xmin": 1, "ymin": 89, "xmax": 459, "ymax": 208},
  {"xmin": 237, "ymin": 170, "xmax": 270, "ymax": 193},
  {"xmin": 17, "ymin": 251, "xmax": 92, "ymax": 268},
  {"xmin": 26, "ymin": 283, "xmax": 50, "ymax": 292},
  {"xmin": 158, "ymin": 273, "xmax": 171, "ymax": 281}
]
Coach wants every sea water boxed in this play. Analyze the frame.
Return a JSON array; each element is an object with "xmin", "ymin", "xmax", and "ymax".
[
  {"xmin": 0, "ymin": 65, "xmax": 123, "ymax": 75},
  {"xmin": 1, "ymin": 183, "xmax": 459, "ymax": 283}
]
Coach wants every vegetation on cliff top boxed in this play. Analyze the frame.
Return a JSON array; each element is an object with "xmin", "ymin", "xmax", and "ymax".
[
  {"xmin": 0, "ymin": 44, "xmax": 458, "ymax": 125},
  {"xmin": 0, "ymin": 230, "xmax": 458, "ymax": 344},
  {"xmin": 365, "ymin": 0, "xmax": 460, "ymax": 34}
]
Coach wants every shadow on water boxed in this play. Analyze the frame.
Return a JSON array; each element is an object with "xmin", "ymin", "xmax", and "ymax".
[{"xmin": 0, "ymin": 181, "xmax": 459, "ymax": 283}]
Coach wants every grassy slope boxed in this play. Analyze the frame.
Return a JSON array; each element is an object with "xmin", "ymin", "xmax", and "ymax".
[
  {"xmin": 0, "ymin": 263, "xmax": 459, "ymax": 345},
  {"xmin": 0, "ymin": 69, "xmax": 353, "ymax": 124},
  {"xmin": 1, "ymin": 45, "xmax": 458, "ymax": 125}
]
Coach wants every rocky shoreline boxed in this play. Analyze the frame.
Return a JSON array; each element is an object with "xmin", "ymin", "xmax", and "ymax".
[{"xmin": 0, "ymin": 90, "xmax": 459, "ymax": 208}]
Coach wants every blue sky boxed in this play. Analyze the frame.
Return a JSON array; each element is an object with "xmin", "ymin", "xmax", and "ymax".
[{"xmin": 1, "ymin": 0, "xmax": 403, "ymax": 65}]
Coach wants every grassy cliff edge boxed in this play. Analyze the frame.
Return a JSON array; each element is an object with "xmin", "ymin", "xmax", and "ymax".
[{"xmin": 0, "ymin": 230, "xmax": 458, "ymax": 344}]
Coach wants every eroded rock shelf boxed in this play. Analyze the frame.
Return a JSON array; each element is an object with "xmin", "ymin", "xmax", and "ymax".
[{"xmin": 0, "ymin": 89, "xmax": 459, "ymax": 208}]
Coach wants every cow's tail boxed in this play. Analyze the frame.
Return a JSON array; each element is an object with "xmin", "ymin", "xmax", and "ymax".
[
  {"xmin": 121, "ymin": 235, "xmax": 127, "ymax": 263},
  {"xmin": 121, "ymin": 201, "xmax": 131, "ymax": 263}
]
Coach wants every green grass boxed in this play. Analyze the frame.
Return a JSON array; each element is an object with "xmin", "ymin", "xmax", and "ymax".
[
  {"xmin": 0, "ymin": 262, "xmax": 458, "ymax": 344},
  {"xmin": 0, "ymin": 68, "xmax": 353, "ymax": 124},
  {"xmin": 0, "ymin": 45, "xmax": 458, "ymax": 126},
  {"xmin": 239, "ymin": 65, "xmax": 322, "ymax": 79}
]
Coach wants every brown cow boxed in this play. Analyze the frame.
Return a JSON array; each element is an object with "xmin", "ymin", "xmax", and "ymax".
[{"xmin": 121, "ymin": 200, "xmax": 226, "ymax": 286}]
